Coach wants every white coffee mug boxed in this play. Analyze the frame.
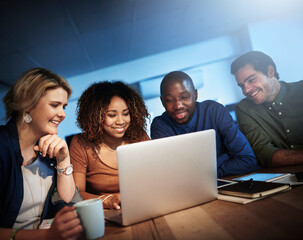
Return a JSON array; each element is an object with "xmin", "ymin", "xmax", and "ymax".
[{"xmin": 74, "ymin": 198, "xmax": 105, "ymax": 239}]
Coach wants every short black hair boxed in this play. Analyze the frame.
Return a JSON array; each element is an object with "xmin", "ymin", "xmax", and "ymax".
[
  {"xmin": 230, "ymin": 51, "xmax": 279, "ymax": 79},
  {"xmin": 160, "ymin": 71, "xmax": 195, "ymax": 96}
]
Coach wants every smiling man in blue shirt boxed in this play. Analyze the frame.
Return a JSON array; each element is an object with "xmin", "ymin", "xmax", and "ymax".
[{"xmin": 151, "ymin": 71, "xmax": 259, "ymax": 177}]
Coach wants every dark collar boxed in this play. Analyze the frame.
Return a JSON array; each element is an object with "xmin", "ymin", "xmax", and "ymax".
[
  {"xmin": 273, "ymin": 81, "xmax": 286, "ymax": 104},
  {"xmin": 263, "ymin": 81, "xmax": 286, "ymax": 107}
]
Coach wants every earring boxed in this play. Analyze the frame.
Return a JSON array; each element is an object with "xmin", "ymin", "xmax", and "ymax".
[{"xmin": 24, "ymin": 113, "xmax": 32, "ymax": 123}]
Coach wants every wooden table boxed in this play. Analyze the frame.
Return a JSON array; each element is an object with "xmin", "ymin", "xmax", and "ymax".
[{"xmin": 101, "ymin": 165, "xmax": 303, "ymax": 240}]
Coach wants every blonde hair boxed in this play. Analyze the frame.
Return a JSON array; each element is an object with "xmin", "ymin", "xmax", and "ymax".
[{"xmin": 3, "ymin": 68, "xmax": 72, "ymax": 120}]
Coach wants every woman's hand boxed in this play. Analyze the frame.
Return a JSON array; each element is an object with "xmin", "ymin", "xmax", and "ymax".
[
  {"xmin": 34, "ymin": 134, "xmax": 69, "ymax": 162},
  {"xmin": 47, "ymin": 206, "xmax": 83, "ymax": 240},
  {"xmin": 102, "ymin": 193, "xmax": 121, "ymax": 210},
  {"xmin": 35, "ymin": 134, "xmax": 76, "ymax": 202}
]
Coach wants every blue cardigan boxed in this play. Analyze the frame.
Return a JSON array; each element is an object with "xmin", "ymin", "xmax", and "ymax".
[{"xmin": 0, "ymin": 118, "xmax": 82, "ymax": 228}]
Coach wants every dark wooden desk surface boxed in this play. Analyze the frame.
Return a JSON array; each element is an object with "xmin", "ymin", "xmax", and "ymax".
[{"xmin": 101, "ymin": 165, "xmax": 303, "ymax": 240}]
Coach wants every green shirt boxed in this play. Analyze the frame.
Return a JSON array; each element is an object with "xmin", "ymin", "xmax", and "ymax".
[{"xmin": 236, "ymin": 81, "xmax": 303, "ymax": 167}]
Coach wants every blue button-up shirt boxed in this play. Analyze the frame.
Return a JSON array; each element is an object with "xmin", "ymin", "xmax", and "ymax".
[{"xmin": 151, "ymin": 100, "xmax": 259, "ymax": 177}]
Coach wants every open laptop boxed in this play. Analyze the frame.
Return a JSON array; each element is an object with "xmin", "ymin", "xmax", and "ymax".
[{"xmin": 104, "ymin": 129, "xmax": 218, "ymax": 226}]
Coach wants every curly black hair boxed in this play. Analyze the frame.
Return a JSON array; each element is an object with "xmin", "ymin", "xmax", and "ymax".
[{"xmin": 76, "ymin": 81, "xmax": 149, "ymax": 147}]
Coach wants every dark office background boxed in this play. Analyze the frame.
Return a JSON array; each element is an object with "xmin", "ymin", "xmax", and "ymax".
[{"xmin": 1, "ymin": 0, "xmax": 302, "ymax": 138}]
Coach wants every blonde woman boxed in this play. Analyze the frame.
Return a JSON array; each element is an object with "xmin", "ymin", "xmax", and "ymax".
[{"xmin": 0, "ymin": 68, "xmax": 83, "ymax": 240}]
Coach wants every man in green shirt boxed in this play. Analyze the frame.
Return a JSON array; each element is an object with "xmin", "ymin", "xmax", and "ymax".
[{"xmin": 230, "ymin": 51, "xmax": 303, "ymax": 167}]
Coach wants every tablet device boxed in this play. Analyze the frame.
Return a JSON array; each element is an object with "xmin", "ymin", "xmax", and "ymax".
[
  {"xmin": 233, "ymin": 173, "xmax": 290, "ymax": 182},
  {"xmin": 217, "ymin": 179, "xmax": 237, "ymax": 188}
]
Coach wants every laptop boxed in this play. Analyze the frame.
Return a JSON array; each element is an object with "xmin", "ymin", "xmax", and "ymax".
[{"xmin": 104, "ymin": 129, "xmax": 218, "ymax": 226}]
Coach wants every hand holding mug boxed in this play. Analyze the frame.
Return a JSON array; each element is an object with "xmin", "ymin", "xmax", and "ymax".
[{"xmin": 47, "ymin": 206, "xmax": 83, "ymax": 240}]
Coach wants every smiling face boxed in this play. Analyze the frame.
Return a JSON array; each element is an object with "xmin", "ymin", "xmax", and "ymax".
[
  {"xmin": 28, "ymin": 87, "xmax": 68, "ymax": 137},
  {"xmin": 235, "ymin": 64, "xmax": 280, "ymax": 105},
  {"xmin": 103, "ymin": 96, "xmax": 131, "ymax": 140},
  {"xmin": 161, "ymin": 79, "xmax": 197, "ymax": 124}
]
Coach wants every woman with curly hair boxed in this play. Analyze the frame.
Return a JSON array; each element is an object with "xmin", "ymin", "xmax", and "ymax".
[{"xmin": 70, "ymin": 81, "xmax": 150, "ymax": 210}]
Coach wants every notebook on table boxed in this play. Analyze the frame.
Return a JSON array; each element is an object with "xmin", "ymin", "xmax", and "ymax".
[
  {"xmin": 104, "ymin": 129, "xmax": 218, "ymax": 226},
  {"xmin": 218, "ymin": 179, "xmax": 291, "ymax": 198}
]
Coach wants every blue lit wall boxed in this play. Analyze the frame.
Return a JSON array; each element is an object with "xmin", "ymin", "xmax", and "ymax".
[
  {"xmin": 57, "ymin": 14, "xmax": 303, "ymax": 139},
  {"xmin": 1, "ymin": 14, "xmax": 303, "ymax": 140},
  {"xmin": 248, "ymin": 15, "xmax": 303, "ymax": 82}
]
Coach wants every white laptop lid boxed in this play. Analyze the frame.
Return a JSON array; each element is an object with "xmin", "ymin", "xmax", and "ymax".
[{"xmin": 116, "ymin": 129, "xmax": 217, "ymax": 226}]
